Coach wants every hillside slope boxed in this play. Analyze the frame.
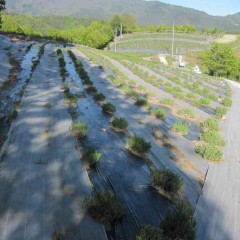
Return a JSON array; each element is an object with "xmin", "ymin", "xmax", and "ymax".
[{"xmin": 5, "ymin": 0, "xmax": 240, "ymax": 32}]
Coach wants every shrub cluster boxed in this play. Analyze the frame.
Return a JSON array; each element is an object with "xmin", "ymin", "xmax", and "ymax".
[
  {"xmin": 86, "ymin": 191, "xmax": 124, "ymax": 229},
  {"xmin": 94, "ymin": 93, "xmax": 106, "ymax": 102},
  {"xmin": 71, "ymin": 120, "xmax": 88, "ymax": 138},
  {"xmin": 172, "ymin": 121, "xmax": 189, "ymax": 135},
  {"xmin": 195, "ymin": 144, "xmax": 222, "ymax": 161},
  {"xmin": 111, "ymin": 118, "xmax": 128, "ymax": 130},
  {"xmin": 135, "ymin": 98, "xmax": 149, "ymax": 107},
  {"xmin": 126, "ymin": 135, "xmax": 151, "ymax": 154},
  {"xmin": 200, "ymin": 118, "xmax": 219, "ymax": 131},
  {"xmin": 102, "ymin": 103, "xmax": 116, "ymax": 114},
  {"xmin": 151, "ymin": 168, "xmax": 183, "ymax": 195},
  {"xmin": 199, "ymin": 130, "xmax": 225, "ymax": 146},
  {"xmin": 82, "ymin": 148, "xmax": 101, "ymax": 167},
  {"xmin": 222, "ymin": 97, "xmax": 232, "ymax": 107},
  {"xmin": 215, "ymin": 106, "xmax": 227, "ymax": 119},
  {"xmin": 149, "ymin": 108, "xmax": 167, "ymax": 120},
  {"xmin": 160, "ymin": 98, "xmax": 174, "ymax": 106},
  {"xmin": 177, "ymin": 108, "xmax": 196, "ymax": 118}
]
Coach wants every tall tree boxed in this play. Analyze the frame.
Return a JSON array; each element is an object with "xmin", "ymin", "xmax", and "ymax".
[
  {"xmin": 200, "ymin": 43, "xmax": 239, "ymax": 80},
  {"xmin": 121, "ymin": 14, "xmax": 136, "ymax": 33},
  {"xmin": 0, "ymin": 0, "xmax": 5, "ymax": 28}
]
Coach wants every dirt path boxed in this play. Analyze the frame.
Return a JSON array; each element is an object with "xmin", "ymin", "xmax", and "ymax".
[
  {"xmin": 0, "ymin": 44, "xmax": 106, "ymax": 240},
  {"xmin": 195, "ymin": 80, "xmax": 240, "ymax": 240}
]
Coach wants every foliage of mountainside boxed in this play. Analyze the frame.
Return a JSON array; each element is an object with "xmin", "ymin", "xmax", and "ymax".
[{"xmin": 5, "ymin": 0, "xmax": 240, "ymax": 32}]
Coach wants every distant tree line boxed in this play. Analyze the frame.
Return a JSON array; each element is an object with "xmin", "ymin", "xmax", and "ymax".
[{"xmin": 0, "ymin": 0, "xmax": 5, "ymax": 27}]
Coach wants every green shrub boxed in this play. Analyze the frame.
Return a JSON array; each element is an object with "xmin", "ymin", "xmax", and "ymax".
[
  {"xmin": 160, "ymin": 204, "xmax": 196, "ymax": 240},
  {"xmin": 172, "ymin": 86, "xmax": 182, "ymax": 93},
  {"xmin": 136, "ymin": 225, "xmax": 163, "ymax": 240},
  {"xmin": 135, "ymin": 98, "xmax": 149, "ymax": 107},
  {"xmin": 198, "ymin": 98, "xmax": 210, "ymax": 106},
  {"xmin": 126, "ymin": 135, "xmax": 151, "ymax": 154},
  {"xmin": 94, "ymin": 93, "xmax": 106, "ymax": 101},
  {"xmin": 52, "ymin": 232, "xmax": 66, "ymax": 240},
  {"xmin": 102, "ymin": 103, "xmax": 116, "ymax": 114},
  {"xmin": 129, "ymin": 79, "xmax": 136, "ymax": 86},
  {"xmin": 199, "ymin": 130, "xmax": 225, "ymax": 146},
  {"xmin": 149, "ymin": 108, "xmax": 167, "ymax": 120},
  {"xmin": 111, "ymin": 118, "xmax": 128, "ymax": 130},
  {"xmin": 222, "ymin": 97, "xmax": 232, "ymax": 107},
  {"xmin": 82, "ymin": 148, "xmax": 101, "ymax": 167},
  {"xmin": 145, "ymin": 91, "xmax": 155, "ymax": 99},
  {"xmin": 64, "ymin": 92, "xmax": 77, "ymax": 105},
  {"xmin": 160, "ymin": 98, "xmax": 174, "ymax": 106},
  {"xmin": 165, "ymin": 87, "xmax": 174, "ymax": 93},
  {"xmin": 185, "ymin": 93, "xmax": 197, "ymax": 100},
  {"xmin": 177, "ymin": 108, "xmax": 196, "ymax": 118},
  {"xmin": 173, "ymin": 92, "xmax": 184, "ymax": 99},
  {"xmin": 172, "ymin": 122, "xmax": 188, "ymax": 135},
  {"xmin": 195, "ymin": 144, "xmax": 222, "ymax": 161},
  {"xmin": 137, "ymin": 85, "xmax": 146, "ymax": 92},
  {"xmin": 86, "ymin": 191, "xmax": 124, "ymax": 229},
  {"xmin": 86, "ymin": 86, "xmax": 97, "ymax": 94},
  {"xmin": 164, "ymin": 82, "xmax": 172, "ymax": 88},
  {"xmin": 125, "ymin": 89, "xmax": 138, "ymax": 99},
  {"xmin": 151, "ymin": 168, "xmax": 183, "ymax": 195},
  {"xmin": 71, "ymin": 121, "xmax": 88, "ymax": 138},
  {"xmin": 215, "ymin": 106, "xmax": 227, "ymax": 119},
  {"xmin": 200, "ymin": 118, "xmax": 219, "ymax": 131},
  {"xmin": 206, "ymin": 93, "xmax": 217, "ymax": 101}
]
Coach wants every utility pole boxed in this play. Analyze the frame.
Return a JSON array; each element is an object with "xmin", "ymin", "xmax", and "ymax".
[
  {"xmin": 171, "ymin": 20, "xmax": 175, "ymax": 58},
  {"xmin": 115, "ymin": 28, "xmax": 118, "ymax": 52},
  {"xmin": 120, "ymin": 23, "xmax": 123, "ymax": 38}
]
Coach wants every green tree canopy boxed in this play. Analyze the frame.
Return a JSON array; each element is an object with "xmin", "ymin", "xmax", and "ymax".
[
  {"xmin": 0, "ymin": 0, "xmax": 5, "ymax": 28},
  {"xmin": 200, "ymin": 43, "xmax": 240, "ymax": 80}
]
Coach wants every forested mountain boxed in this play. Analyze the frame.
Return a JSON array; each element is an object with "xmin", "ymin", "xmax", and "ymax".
[{"xmin": 5, "ymin": 0, "xmax": 240, "ymax": 32}]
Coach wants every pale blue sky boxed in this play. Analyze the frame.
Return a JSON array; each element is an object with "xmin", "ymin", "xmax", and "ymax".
[{"xmin": 153, "ymin": 0, "xmax": 240, "ymax": 16}]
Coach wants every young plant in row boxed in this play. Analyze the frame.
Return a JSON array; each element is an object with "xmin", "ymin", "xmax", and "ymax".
[
  {"xmin": 85, "ymin": 191, "xmax": 124, "ymax": 229},
  {"xmin": 200, "ymin": 118, "xmax": 219, "ymax": 131},
  {"xmin": 215, "ymin": 106, "xmax": 227, "ymax": 119},
  {"xmin": 135, "ymin": 98, "xmax": 149, "ymax": 107},
  {"xmin": 82, "ymin": 147, "xmax": 101, "ymax": 167},
  {"xmin": 111, "ymin": 117, "xmax": 128, "ymax": 131},
  {"xmin": 160, "ymin": 98, "xmax": 174, "ymax": 106},
  {"xmin": 177, "ymin": 108, "xmax": 196, "ymax": 119},
  {"xmin": 148, "ymin": 107, "xmax": 167, "ymax": 120},
  {"xmin": 102, "ymin": 103, "xmax": 116, "ymax": 114},
  {"xmin": 195, "ymin": 144, "xmax": 222, "ymax": 161},
  {"xmin": 126, "ymin": 135, "xmax": 152, "ymax": 154},
  {"xmin": 199, "ymin": 130, "xmax": 225, "ymax": 146},
  {"xmin": 71, "ymin": 120, "xmax": 88, "ymax": 139},
  {"xmin": 222, "ymin": 97, "xmax": 232, "ymax": 107},
  {"xmin": 172, "ymin": 121, "xmax": 189, "ymax": 135},
  {"xmin": 94, "ymin": 92, "xmax": 106, "ymax": 102},
  {"xmin": 151, "ymin": 168, "xmax": 183, "ymax": 196}
]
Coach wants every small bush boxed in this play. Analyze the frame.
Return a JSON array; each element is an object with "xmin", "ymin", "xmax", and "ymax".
[
  {"xmin": 152, "ymin": 168, "xmax": 183, "ymax": 195},
  {"xmin": 83, "ymin": 148, "xmax": 101, "ymax": 167},
  {"xmin": 71, "ymin": 121, "xmax": 88, "ymax": 138},
  {"xmin": 197, "ymin": 98, "xmax": 211, "ymax": 106},
  {"xmin": 125, "ymin": 89, "xmax": 138, "ymax": 99},
  {"xmin": 222, "ymin": 97, "xmax": 232, "ymax": 107},
  {"xmin": 172, "ymin": 122, "xmax": 188, "ymax": 135},
  {"xmin": 173, "ymin": 92, "xmax": 184, "ymax": 99},
  {"xmin": 136, "ymin": 225, "xmax": 163, "ymax": 240},
  {"xmin": 111, "ymin": 118, "xmax": 128, "ymax": 130},
  {"xmin": 160, "ymin": 98, "xmax": 174, "ymax": 106},
  {"xmin": 185, "ymin": 93, "xmax": 197, "ymax": 100},
  {"xmin": 86, "ymin": 86, "xmax": 97, "ymax": 94},
  {"xmin": 52, "ymin": 232, "xmax": 66, "ymax": 240},
  {"xmin": 137, "ymin": 85, "xmax": 146, "ymax": 92},
  {"xmin": 94, "ymin": 93, "xmax": 106, "ymax": 102},
  {"xmin": 102, "ymin": 103, "xmax": 116, "ymax": 114},
  {"xmin": 199, "ymin": 130, "xmax": 225, "ymax": 146},
  {"xmin": 135, "ymin": 98, "xmax": 149, "ymax": 107},
  {"xmin": 200, "ymin": 118, "xmax": 219, "ymax": 131},
  {"xmin": 215, "ymin": 106, "xmax": 227, "ymax": 119},
  {"xmin": 126, "ymin": 135, "xmax": 151, "ymax": 154},
  {"xmin": 177, "ymin": 108, "xmax": 196, "ymax": 118},
  {"xmin": 64, "ymin": 92, "xmax": 77, "ymax": 105},
  {"xmin": 160, "ymin": 204, "xmax": 196, "ymax": 240},
  {"xmin": 195, "ymin": 144, "xmax": 222, "ymax": 161},
  {"xmin": 149, "ymin": 108, "xmax": 167, "ymax": 120},
  {"xmin": 86, "ymin": 191, "xmax": 124, "ymax": 229}
]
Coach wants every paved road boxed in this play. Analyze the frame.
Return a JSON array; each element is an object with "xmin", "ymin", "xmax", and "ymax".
[
  {"xmin": 195, "ymin": 80, "xmax": 240, "ymax": 240},
  {"xmin": 0, "ymin": 44, "xmax": 106, "ymax": 240}
]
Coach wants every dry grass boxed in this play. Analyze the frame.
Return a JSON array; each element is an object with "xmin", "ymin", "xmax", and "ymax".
[{"xmin": 215, "ymin": 34, "xmax": 238, "ymax": 44}]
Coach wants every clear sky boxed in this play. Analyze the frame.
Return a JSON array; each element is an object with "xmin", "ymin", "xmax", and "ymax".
[{"xmin": 154, "ymin": 0, "xmax": 240, "ymax": 16}]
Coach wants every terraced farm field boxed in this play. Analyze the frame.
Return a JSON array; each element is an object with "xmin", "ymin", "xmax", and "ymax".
[
  {"xmin": 0, "ymin": 34, "xmax": 239, "ymax": 240},
  {"xmin": 111, "ymin": 32, "xmax": 214, "ymax": 54}
]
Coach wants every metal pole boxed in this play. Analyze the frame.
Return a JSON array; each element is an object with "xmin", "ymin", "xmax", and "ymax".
[{"xmin": 171, "ymin": 20, "xmax": 175, "ymax": 58}]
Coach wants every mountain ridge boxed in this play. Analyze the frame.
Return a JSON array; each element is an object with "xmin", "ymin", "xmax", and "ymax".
[{"xmin": 5, "ymin": 0, "xmax": 240, "ymax": 32}]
